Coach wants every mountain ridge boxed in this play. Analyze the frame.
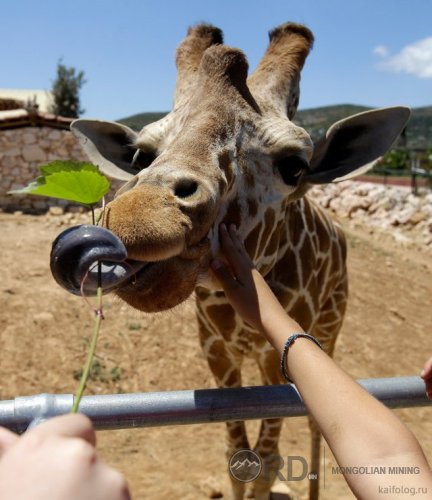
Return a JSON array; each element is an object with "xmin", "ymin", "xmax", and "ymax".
[{"xmin": 118, "ymin": 104, "xmax": 432, "ymax": 150}]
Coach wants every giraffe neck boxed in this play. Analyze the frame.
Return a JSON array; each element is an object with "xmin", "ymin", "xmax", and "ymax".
[{"xmin": 197, "ymin": 194, "xmax": 347, "ymax": 351}]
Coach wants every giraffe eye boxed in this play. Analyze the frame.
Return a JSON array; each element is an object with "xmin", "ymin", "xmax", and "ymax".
[
  {"xmin": 274, "ymin": 155, "xmax": 308, "ymax": 186},
  {"xmin": 131, "ymin": 149, "xmax": 155, "ymax": 173}
]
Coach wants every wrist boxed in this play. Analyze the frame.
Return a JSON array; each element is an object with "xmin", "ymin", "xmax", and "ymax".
[
  {"xmin": 281, "ymin": 334, "xmax": 323, "ymax": 383},
  {"xmin": 259, "ymin": 306, "xmax": 304, "ymax": 351}
]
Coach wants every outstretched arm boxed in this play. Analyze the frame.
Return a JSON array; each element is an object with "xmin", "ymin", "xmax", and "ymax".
[{"xmin": 211, "ymin": 223, "xmax": 432, "ymax": 499}]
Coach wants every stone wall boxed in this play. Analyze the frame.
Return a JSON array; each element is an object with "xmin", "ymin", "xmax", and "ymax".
[
  {"xmin": 310, "ymin": 181, "xmax": 432, "ymax": 249},
  {"xmin": 0, "ymin": 127, "xmax": 122, "ymax": 212},
  {"xmin": 0, "ymin": 127, "xmax": 87, "ymax": 212}
]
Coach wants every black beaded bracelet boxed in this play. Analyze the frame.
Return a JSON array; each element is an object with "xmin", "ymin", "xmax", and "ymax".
[{"xmin": 280, "ymin": 333, "xmax": 323, "ymax": 383}]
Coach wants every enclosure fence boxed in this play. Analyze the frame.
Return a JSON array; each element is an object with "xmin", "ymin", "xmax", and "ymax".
[{"xmin": 0, "ymin": 376, "xmax": 429, "ymax": 433}]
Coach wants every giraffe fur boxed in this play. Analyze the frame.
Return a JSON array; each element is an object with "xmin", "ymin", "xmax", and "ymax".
[{"xmin": 71, "ymin": 22, "xmax": 410, "ymax": 499}]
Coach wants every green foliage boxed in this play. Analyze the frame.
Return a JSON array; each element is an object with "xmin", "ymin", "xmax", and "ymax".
[
  {"xmin": 73, "ymin": 359, "xmax": 121, "ymax": 384},
  {"xmin": 421, "ymin": 146, "xmax": 432, "ymax": 171},
  {"xmin": 50, "ymin": 60, "xmax": 86, "ymax": 118},
  {"xmin": 127, "ymin": 322, "xmax": 142, "ymax": 331},
  {"xmin": 8, "ymin": 161, "xmax": 110, "ymax": 205},
  {"xmin": 118, "ymin": 111, "xmax": 168, "ymax": 131},
  {"xmin": 379, "ymin": 149, "xmax": 410, "ymax": 171}
]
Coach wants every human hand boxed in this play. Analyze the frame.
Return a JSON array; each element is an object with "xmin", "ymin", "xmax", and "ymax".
[
  {"xmin": 421, "ymin": 357, "xmax": 432, "ymax": 400},
  {"xmin": 0, "ymin": 414, "xmax": 130, "ymax": 500},
  {"xmin": 210, "ymin": 223, "xmax": 261, "ymax": 329},
  {"xmin": 210, "ymin": 223, "xmax": 287, "ymax": 333}
]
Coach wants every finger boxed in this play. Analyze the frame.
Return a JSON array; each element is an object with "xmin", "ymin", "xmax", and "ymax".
[
  {"xmin": 219, "ymin": 223, "xmax": 235, "ymax": 252},
  {"xmin": 0, "ymin": 427, "xmax": 19, "ymax": 454},
  {"xmin": 223, "ymin": 226, "xmax": 255, "ymax": 287},
  {"xmin": 227, "ymin": 224, "xmax": 244, "ymax": 251},
  {"xmin": 28, "ymin": 414, "xmax": 96, "ymax": 447},
  {"xmin": 228, "ymin": 224, "xmax": 254, "ymax": 262},
  {"xmin": 420, "ymin": 357, "xmax": 432, "ymax": 379},
  {"xmin": 220, "ymin": 224, "xmax": 252, "ymax": 275},
  {"xmin": 218, "ymin": 225, "xmax": 240, "ymax": 274},
  {"xmin": 104, "ymin": 467, "xmax": 132, "ymax": 500},
  {"xmin": 210, "ymin": 258, "xmax": 238, "ymax": 291},
  {"xmin": 425, "ymin": 379, "xmax": 432, "ymax": 400}
]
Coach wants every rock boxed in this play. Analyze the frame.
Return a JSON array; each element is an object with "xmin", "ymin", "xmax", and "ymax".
[
  {"xmin": 393, "ymin": 232, "xmax": 410, "ymax": 244},
  {"xmin": 1, "ymin": 156, "xmax": 15, "ymax": 168},
  {"xmin": 48, "ymin": 130, "xmax": 62, "ymax": 140},
  {"xmin": 198, "ymin": 478, "xmax": 223, "ymax": 498},
  {"xmin": 409, "ymin": 211, "xmax": 428, "ymax": 225},
  {"xmin": 68, "ymin": 205, "xmax": 85, "ymax": 214},
  {"xmin": 22, "ymin": 144, "xmax": 46, "ymax": 162},
  {"xmin": 391, "ymin": 207, "xmax": 417, "ymax": 226},
  {"xmin": 33, "ymin": 312, "xmax": 54, "ymax": 323},
  {"xmin": 22, "ymin": 132, "xmax": 37, "ymax": 144},
  {"xmin": 56, "ymin": 147, "xmax": 69, "ymax": 156},
  {"xmin": 3, "ymin": 147, "xmax": 21, "ymax": 157},
  {"xmin": 311, "ymin": 181, "xmax": 432, "ymax": 250},
  {"xmin": 32, "ymin": 200, "xmax": 48, "ymax": 210},
  {"xmin": 48, "ymin": 206, "xmax": 64, "ymax": 216}
]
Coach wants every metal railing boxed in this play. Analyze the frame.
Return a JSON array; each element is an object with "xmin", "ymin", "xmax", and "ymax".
[{"xmin": 0, "ymin": 376, "xmax": 429, "ymax": 433}]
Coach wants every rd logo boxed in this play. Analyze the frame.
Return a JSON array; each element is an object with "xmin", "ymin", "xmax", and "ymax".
[{"xmin": 229, "ymin": 449, "xmax": 262, "ymax": 482}]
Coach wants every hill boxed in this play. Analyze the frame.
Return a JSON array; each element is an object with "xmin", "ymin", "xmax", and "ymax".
[
  {"xmin": 118, "ymin": 111, "xmax": 167, "ymax": 132},
  {"xmin": 118, "ymin": 104, "xmax": 432, "ymax": 150},
  {"xmin": 295, "ymin": 104, "xmax": 370, "ymax": 143},
  {"xmin": 296, "ymin": 104, "xmax": 432, "ymax": 150}
]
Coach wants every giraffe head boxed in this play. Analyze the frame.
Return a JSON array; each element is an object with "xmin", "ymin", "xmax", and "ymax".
[{"xmin": 71, "ymin": 23, "xmax": 409, "ymax": 312}]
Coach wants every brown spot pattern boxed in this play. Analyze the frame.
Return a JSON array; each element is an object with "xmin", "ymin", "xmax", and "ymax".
[
  {"xmin": 206, "ymin": 304, "xmax": 236, "ymax": 337},
  {"xmin": 245, "ymin": 221, "xmax": 262, "ymax": 259},
  {"xmin": 257, "ymin": 208, "xmax": 276, "ymax": 257},
  {"xmin": 273, "ymin": 249, "xmax": 300, "ymax": 290},
  {"xmin": 289, "ymin": 294, "xmax": 313, "ymax": 330},
  {"xmin": 223, "ymin": 198, "xmax": 242, "ymax": 228},
  {"xmin": 247, "ymin": 198, "xmax": 258, "ymax": 218}
]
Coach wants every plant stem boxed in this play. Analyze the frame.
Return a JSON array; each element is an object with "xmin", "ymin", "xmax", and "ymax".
[
  {"xmin": 95, "ymin": 197, "xmax": 106, "ymax": 226},
  {"xmin": 90, "ymin": 204, "xmax": 95, "ymax": 225},
  {"xmin": 71, "ymin": 262, "xmax": 103, "ymax": 413}
]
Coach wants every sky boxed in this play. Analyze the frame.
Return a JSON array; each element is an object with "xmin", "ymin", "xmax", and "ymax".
[{"xmin": 1, "ymin": 0, "xmax": 431, "ymax": 121}]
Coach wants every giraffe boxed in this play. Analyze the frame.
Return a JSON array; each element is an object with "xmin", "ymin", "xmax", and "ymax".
[{"xmin": 70, "ymin": 22, "xmax": 409, "ymax": 499}]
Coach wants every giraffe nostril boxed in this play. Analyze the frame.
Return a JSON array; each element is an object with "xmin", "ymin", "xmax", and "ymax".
[{"xmin": 174, "ymin": 179, "xmax": 199, "ymax": 199}]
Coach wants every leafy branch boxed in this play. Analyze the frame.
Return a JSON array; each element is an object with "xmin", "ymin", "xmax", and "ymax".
[
  {"xmin": 9, "ymin": 160, "xmax": 111, "ymax": 413},
  {"xmin": 9, "ymin": 161, "xmax": 110, "ymax": 205}
]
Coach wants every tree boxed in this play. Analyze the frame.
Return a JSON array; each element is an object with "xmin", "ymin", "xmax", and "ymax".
[
  {"xmin": 420, "ymin": 147, "xmax": 432, "ymax": 192},
  {"xmin": 379, "ymin": 148, "xmax": 410, "ymax": 171},
  {"xmin": 422, "ymin": 146, "xmax": 432, "ymax": 172},
  {"xmin": 50, "ymin": 60, "xmax": 86, "ymax": 118}
]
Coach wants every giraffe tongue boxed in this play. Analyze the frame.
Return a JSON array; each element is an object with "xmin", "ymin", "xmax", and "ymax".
[
  {"xmin": 50, "ymin": 224, "xmax": 147, "ymax": 297},
  {"xmin": 76, "ymin": 258, "xmax": 148, "ymax": 296}
]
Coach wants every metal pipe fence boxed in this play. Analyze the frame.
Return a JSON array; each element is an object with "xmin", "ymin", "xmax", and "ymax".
[{"xmin": 0, "ymin": 376, "xmax": 429, "ymax": 433}]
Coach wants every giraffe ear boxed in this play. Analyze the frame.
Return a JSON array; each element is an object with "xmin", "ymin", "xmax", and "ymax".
[
  {"xmin": 71, "ymin": 119, "xmax": 138, "ymax": 181},
  {"xmin": 303, "ymin": 107, "xmax": 410, "ymax": 184}
]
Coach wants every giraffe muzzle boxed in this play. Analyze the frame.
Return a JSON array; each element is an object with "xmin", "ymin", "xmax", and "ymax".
[{"xmin": 50, "ymin": 225, "xmax": 148, "ymax": 296}]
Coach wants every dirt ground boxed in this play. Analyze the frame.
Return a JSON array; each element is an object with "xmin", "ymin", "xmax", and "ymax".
[{"xmin": 0, "ymin": 204, "xmax": 431, "ymax": 500}]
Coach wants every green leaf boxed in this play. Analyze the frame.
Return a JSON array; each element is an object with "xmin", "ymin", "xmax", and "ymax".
[{"xmin": 8, "ymin": 161, "xmax": 110, "ymax": 205}]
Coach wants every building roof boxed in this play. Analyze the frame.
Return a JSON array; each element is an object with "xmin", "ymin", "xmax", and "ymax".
[
  {"xmin": 0, "ymin": 89, "xmax": 53, "ymax": 113},
  {"xmin": 0, "ymin": 109, "xmax": 73, "ymax": 130},
  {"xmin": 0, "ymin": 89, "xmax": 74, "ymax": 130}
]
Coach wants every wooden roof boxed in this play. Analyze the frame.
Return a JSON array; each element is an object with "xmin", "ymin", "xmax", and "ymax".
[{"xmin": 0, "ymin": 108, "xmax": 73, "ymax": 130}]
